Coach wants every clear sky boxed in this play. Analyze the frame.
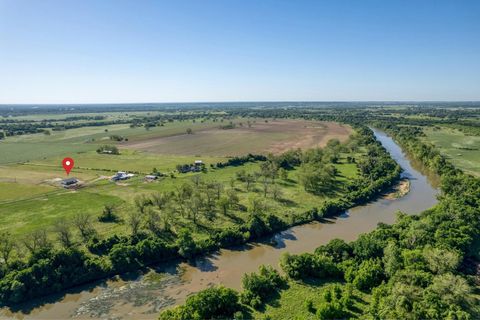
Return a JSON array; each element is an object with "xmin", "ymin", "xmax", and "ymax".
[{"xmin": 0, "ymin": 0, "xmax": 479, "ymax": 103}]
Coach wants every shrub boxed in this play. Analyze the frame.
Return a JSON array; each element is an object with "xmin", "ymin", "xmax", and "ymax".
[
  {"xmin": 98, "ymin": 205, "xmax": 119, "ymax": 223},
  {"xmin": 96, "ymin": 145, "xmax": 119, "ymax": 155},
  {"xmin": 176, "ymin": 229, "xmax": 197, "ymax": 259},
  {"xmin": 159, "ymin": 286, "xmax": 240, "ymax": 320},
  {"xmin": 241, "ymin": 265, "xmax": 285, "ymax": 308},
  {"xmin": 280, "ymin": 252, "xmax": 341, "ymax": 280},
  {"xmin": 316, "ymin": 301, "xmax": 348, "ymax": 320}
]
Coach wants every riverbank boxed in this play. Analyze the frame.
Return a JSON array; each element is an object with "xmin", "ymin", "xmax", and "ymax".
[
  {"xmin": 383, "ymin": 178, "xmax": 410, "ymax": 200},
  {"xmin": 160, "ymin": 129, "xmax": 479, "ymax": 320},
  {"xmin": 0, "ymin": 128, "xmax": 440, "ymax": 319}
]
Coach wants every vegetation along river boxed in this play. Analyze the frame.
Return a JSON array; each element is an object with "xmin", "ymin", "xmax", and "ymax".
[{"xmin": 2, "ymin": 129, "xmax": 439, "ymax": 320}]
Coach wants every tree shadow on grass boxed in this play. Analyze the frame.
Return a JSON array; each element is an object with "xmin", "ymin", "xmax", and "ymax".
[
  {"xmin": 156, "ymin": 230, "xmax": 176, "ymax": 242},
  {"xmin": 223, "ymin": 211, "xmax": 244, "ymax": 224},
  {"xmin": 254, "ymin": 281, "xmax": 290, "ymax": 312},
  {"xmin": 277, "ymin": 197, "xmax": 297, "ymax": 207},
  {"xmin": 280, "ymin": 178, "xmax": 297, "ymax": 185},
  {"xmin": 193, "ymin": 221, "xmax": 216, "ymax": 233},
  {"xmin": 300, "ymin": 276, "xmax": 342, "ymax": 289}
]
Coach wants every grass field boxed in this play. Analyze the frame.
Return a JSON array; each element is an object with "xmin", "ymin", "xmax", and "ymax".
[
  {"xmin": 0, "ymin": 119, "xmax": 231, "ymax": 164},
  {"xmin": 0, "ymin": 152, "xmax": 360, "ymax": 238},
  {"xmin": 253, "ymin": 280, "xmax": 369, "ymax": 319},
  {"xmin": 1, "ymin": 118, "xmax": 351, "ymax": 163},
  {"xmin": 0, "ymin": 116, "xmax": 358, "ymax": 245},
  {"xmin": 422, "ymin": 127, "xmax": 480, "ymax": 176}
]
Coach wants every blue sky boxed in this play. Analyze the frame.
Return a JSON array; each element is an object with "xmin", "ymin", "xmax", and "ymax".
[{"xmin": 0, "ymin": 0, "xmax": 479, "ymax": 103}]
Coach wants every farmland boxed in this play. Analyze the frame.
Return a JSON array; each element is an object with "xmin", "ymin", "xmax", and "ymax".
[
  {"xmin": 0, "ymin": 114, "xmax": 356, "ymax": 240},
  {"xmin": 125, "ymin": 119, "xmax": 352, "ymax": 156},
  {"xmin": 2, "ymin": 104, "xmax": 479, "ymax": 320},
  {"xmin": 156, "ymin": 105, "xmax": 480, "ymax": 320},
  {"xmin": 4, "ymin": 106, "xmax": 408, "ymax": 311}
]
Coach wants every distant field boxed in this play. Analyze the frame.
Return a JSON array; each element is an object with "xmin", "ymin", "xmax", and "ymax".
[
  {"xmin": 0, "ymin": 118, "xmax": 351, "ymax": 163},
  {"xmin": 124, "ymin": 120, "xmax": 352, "ymax": 156},
  {"xmin": 422, "ymin": 127, "xmax": 480, "ymax": 176},
  {"xmin": 0, "ymin": 119, "xmax": 223, "ymax": 164}
]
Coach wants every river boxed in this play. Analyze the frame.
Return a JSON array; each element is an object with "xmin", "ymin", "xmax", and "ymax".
[{"xmin": 1, "ymin": 129, "xmax": 439, "ymax": 320}]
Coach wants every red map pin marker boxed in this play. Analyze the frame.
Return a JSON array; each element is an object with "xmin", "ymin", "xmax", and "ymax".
[{"xmin": 62, "ymin": 157, "xmax": 74, "ymax": 175}]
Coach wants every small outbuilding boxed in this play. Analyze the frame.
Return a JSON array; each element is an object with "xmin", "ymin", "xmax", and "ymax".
[{"xmin": 144, "ymin": 175, "xmax": 158, "ymax": 181}]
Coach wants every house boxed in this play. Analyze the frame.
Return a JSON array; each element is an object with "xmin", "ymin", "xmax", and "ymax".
[
  {"xmin": 176, "ymin": 163, "xmax": 203, "ymax": 173},
  {"xmin": 61, "ymin": 177, "xmax": 79, "ymax": 188},
  {"xmin": 111, "ymin": 171, "xmax": 133, "ymax": 181},
  {"xmin": 194, "ymin": 160, "xmax": 203, "ymax": 166}
]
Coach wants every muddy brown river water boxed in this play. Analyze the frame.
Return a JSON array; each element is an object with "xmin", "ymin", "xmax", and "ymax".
[{"xmin": 1, "ymin": 129, "xmax": 440, "ymax": 320}]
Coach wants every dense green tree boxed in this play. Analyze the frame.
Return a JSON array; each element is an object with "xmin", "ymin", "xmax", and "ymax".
[
  {"xmin": 176, "ymin": 229, "xmax": 197, "ymax": 259},
  {"xmin": 159, "ymin": 286, "xmax": 240, "ymax": 320},
  {"xmin": 280, "ymin": 252, "xmax": 341, "ymax": 280},
  {"xmin": 241, "ymin": 265, "xmax": 285, "ymax": 308},
  {"xmin": 347, "ymin": 259, "xmax": 384, "ymax": 292},
  {"xmin": 298, "ymin": 163, "xmax": 336, "ymax": 195},
  {"xmin": 383, "ymin": 241, "xmax": 402, "ymax": 278},
  {"xmin": 0, "ymin": 232, "xmax": 15, "ymax": 268},
  {"xmin": 315, "ymin": 239, "xmax": 352, "ymax": 263},
  {"xmin": 423, "ymin": 246, "xmax": 460, "ymax": 275}
]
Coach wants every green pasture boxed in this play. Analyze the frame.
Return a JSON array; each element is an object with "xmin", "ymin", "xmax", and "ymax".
[
  {"xmin": 0, "ymin": 114, "xmax": 358, "ymax": 242},
  {"xmin": 0, "ymin": 182, "xmax": 56, "ymax": 202},
  {"xmin": 253, "ymin": 280, "xmax": 369, "ymax": 320},
  {"xmin": 0, "ymin": 152, "xmax": 360, "ymax": 238},
  {"xmin": 422, "ymin": 127, "xmax": 480, "ymax": 176},
  {"xmin": 0, "ymin": 190, "xmax": 125, "ymax": 236},
  {"xmin": 30, "ymin": 150, "xmax": 227, "ymax": 175}
]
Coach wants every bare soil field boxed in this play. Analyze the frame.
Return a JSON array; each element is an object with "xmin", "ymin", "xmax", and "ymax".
[{"xmin": 123, "ymin": 120, "xmax": 352, "ymax": 156}]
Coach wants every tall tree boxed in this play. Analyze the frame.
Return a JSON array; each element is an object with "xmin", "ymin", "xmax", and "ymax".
[
  {"xmin": 144, "ymin": 207, "xmax": 162, "ymax": 235},
  {"xmin": 0, "ymin": 232, "xmax": 15, "ymax": 268},
  {"xmin": 54, "ymin": 220, "xmax": 74, "ymax": 248},
  {"xmin": 72, "ymin": 212, "xmax": 96, "ymax": 241},
  {"xmin": 127, "ymin": 210, "xmax": 142, "ymax": 236},
  {"xmin": 23, "ymin": 229, "xmax": 51, "ymax": 254}
]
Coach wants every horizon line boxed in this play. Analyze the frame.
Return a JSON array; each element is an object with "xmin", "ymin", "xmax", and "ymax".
[{"xmin": 1, "ymin": 100, "xmax": 480, "ymax": 106}]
